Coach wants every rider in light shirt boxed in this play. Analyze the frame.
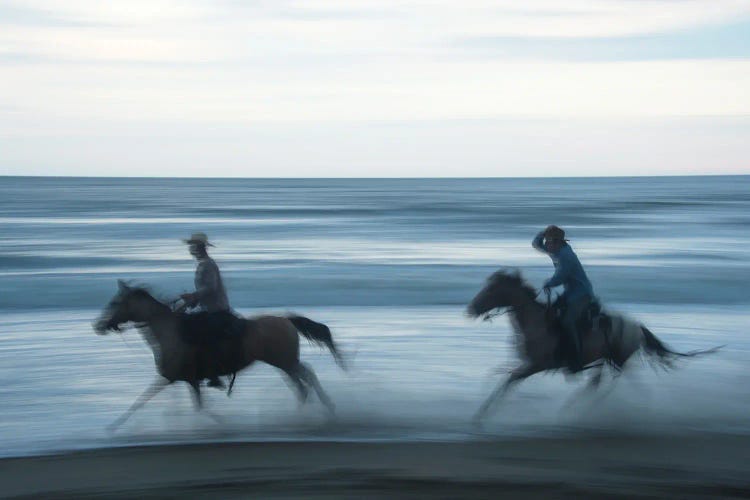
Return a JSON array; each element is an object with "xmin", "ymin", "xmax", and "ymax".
[{"xmin": 181, "ymin": 232, "xmax": 231, "ymax": 388}]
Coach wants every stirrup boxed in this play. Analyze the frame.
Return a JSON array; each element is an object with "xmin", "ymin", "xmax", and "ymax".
[
  {"xmin": 208, "ymin": 377, "xmax": 226, "ymax": 389},
  {"xmin": 568, "ymin": 363, "xmax": 584, "ymax": 373}
]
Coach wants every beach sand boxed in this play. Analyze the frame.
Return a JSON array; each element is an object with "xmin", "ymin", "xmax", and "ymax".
[{"xmin": 2, "ymin": 434, "xmax": 750, "ymax": 499}]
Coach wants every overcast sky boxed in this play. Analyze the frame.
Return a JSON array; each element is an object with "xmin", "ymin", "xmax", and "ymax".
[{"xmin": 2, "ymin": 0, "xmax": 749, "ymax": 177}]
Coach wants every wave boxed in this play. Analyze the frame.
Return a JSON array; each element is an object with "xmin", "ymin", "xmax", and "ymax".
[{"xmin": 0, "ymin": 262, "xmax": 746, "ymax": 310}]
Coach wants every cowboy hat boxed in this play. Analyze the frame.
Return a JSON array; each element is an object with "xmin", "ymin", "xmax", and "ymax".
[
  {"xmin": 543, "ymin": 225, "xmax": 568, "ymax": 241},
  {"xmin": 182, "ymin": 232, "xmax": 215, "ymax": 247}
]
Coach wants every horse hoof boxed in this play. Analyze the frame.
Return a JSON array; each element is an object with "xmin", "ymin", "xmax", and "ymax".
[{"xmin": 472, "ymin": 414, "xmax": 485, "ymax": 429}]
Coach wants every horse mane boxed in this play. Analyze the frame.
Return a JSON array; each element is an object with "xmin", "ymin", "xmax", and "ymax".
[
  {"xmin": 485, "ymin": 270, "xmax": 548, "ymax": 360},
  {"xmin": 124, "ymin": 283, "xmax": 169, "ymax": 305},
  {"xmin": 488, "ymin": 269, "xmax": 539, "ymax": 302}
]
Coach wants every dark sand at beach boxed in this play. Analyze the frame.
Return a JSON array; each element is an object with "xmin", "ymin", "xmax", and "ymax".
[{"xmin": 2, "ymin": 434, "xmax": 750, "ymax": 499}]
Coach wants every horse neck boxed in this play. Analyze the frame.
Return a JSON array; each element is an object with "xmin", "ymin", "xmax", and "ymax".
[
  {"xmin": 508, "ymin": 290, "xmax": 547, "ymax": 334},
  {"xmin": 137, "ymin": 296, "xmax": 177, "ymax": 347}
]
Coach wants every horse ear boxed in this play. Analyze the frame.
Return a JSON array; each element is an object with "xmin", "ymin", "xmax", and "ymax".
[
  {"xmin": 117, "ymin": 279, "xmax": 129, "ymax": 292},
  {"xmin": 512, "ymin": 268, "xmax": 521, "ymax": 280}
]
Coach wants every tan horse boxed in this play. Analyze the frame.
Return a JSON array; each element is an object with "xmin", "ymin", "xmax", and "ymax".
[
  {"xmin": 466, "ymin": 270, "xmax": 720, "ymax": 423},
  {"xmin": 94, "ymin": 280, "xmax": 346, "ymax": 431}
]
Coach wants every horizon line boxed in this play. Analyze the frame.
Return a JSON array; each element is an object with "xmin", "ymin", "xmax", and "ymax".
[{"xmin": 1, "ymin": 173, "xmax": 748, "ymax": 180}]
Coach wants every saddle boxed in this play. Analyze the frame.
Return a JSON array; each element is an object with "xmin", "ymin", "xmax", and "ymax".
[
  {"xmin": 177, "ymin": 311, "xmax": 248, "ymax": 382},
  {"xmin": 546, "ymin": 298, "xmax": 611, "ymax": 368},
  {"xmin": 545, "ymin": 298, "xmax": 606, "ymax": 332},
  {"xmin": 177, "ymin": 311, "xmax": 246, "ymax": 345}
]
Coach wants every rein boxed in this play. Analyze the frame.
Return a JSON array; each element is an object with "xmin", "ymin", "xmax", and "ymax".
[
  {"xmin": 483, "ymin": 309, "xmax": 511, "ymax": 322},
  {"xmin": 483, "ymin": 287, "xmax": 549, "ymax": 322},
  {"xmin": 534, "ymin": 287, "xmax": 552, "ymax": 308},
  {"xmin": 167, "ymin": 297, "xmax": 186, "ymax": 313}
]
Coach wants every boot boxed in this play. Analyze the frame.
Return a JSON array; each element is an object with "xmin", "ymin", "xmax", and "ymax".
[
  {"xmin": 568, "ymin": 329, "xmax": 583, "ymax": 373},
  {"xmin": 208, "ymin": 343, "xmax": 226, "ymax": 389},
  {"xmin": 208, "ymin": 376, "xmax": 226, "ymax": 389}
]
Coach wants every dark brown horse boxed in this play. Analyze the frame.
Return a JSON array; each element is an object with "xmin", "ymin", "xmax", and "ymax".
[
  {"xmin": 467, "ymin": 270, "xmax": 720, "ymax": 423},
  {"xmin": 94, "ymin": 280, "xmax": 346, "ymax": 430}
]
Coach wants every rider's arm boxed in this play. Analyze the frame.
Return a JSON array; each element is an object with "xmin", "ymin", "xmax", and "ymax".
[
  {"xmin": 544, "ymin": 252, "xmax": 570, "ymax": 289},
  {"xmin": 532, "ymin": 231, "xmax": 547, "ymax": 254}
]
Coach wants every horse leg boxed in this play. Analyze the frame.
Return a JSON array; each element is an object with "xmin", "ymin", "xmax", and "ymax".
[
  {"xmin": 296, "ymin": 362, "xmax": 335, "ymax": 415},
  {"xmin": 188, "ymin": 380, "xmax": 224, "ymax": 424},
  {"xmin": 108, "ymin": 377, "xmax": 169, "ymax": 432},
  {"xmin": 562, "ymin": 364, "xmax": 605, "ymax": 411},
  {"xmin": 473, "ymin": 364, "xmax": 539, "ymax": 425},
  {"xmin": 577, "ymin": 365, "xmax": 624, "ymax": 410},
  {"xmin": 282, "ymin": 367, "xmax": 309, "ymax": 405},
  {"xmin": 189, "ymin": 380, "xmax": 203, "ymax": 410}
]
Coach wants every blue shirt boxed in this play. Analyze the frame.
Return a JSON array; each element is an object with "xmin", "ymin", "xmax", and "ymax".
[{"xmin": 532, "ymin": 231, "xmax": 594, "ymax": 302}]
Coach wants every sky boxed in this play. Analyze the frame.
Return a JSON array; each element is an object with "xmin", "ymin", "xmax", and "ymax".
[{"xmin": 1, "ymin": 0, "xmax": 750, "ymax": 177}]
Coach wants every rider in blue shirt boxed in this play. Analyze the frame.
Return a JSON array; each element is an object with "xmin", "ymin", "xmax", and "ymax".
[{"xmin": 532, "ymin": 225, "xmax": 594, "ymax": 372}]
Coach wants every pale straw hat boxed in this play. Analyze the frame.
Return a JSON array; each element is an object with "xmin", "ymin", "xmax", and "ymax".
[{"xmin": 182, "ymin": 232, "xmax": 215, "ymax": 247}]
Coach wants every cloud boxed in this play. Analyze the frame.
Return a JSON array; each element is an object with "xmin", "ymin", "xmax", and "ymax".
[
  {"xmin": 1, "ymin": 0, "xmax": 749, "ymax": 176},
  {"xmin": 0, "ymin": 2, "xmax": 104, "ymax": 27},
  {"xmin": 2, "ymin": 116, "xmax": 749, "ymax": 177},
  {"xmin": 3, "ymin": 1, "xmax": 750, "ymax": 66},
  {"xmin": 4, "ymin": 58, "xmax": 750, "ymax": 124},
  {"xmin": 453, "ymin": 20, "xmax": 750, "ymax": 61}
]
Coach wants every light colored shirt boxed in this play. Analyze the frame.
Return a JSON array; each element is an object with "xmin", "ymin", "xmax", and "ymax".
[{"xmin": 194, "ymin": 256, "xmax": 230, "ymax": 312}]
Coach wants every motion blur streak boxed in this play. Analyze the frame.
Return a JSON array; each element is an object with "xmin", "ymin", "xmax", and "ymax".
[{"xmin": 0, "ymin": 176, "xmax": 748, "ymax": 458}]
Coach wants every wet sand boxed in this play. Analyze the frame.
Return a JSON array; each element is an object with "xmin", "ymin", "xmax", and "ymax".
[{"xmin": 2, "ymin": 434, "xmax": 750, "ymax": 499}]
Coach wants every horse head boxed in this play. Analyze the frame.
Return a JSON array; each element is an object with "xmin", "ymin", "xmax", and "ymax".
[
  {"xmin": 93, "ymin": 280, "xmax": 158, "ymax": 334},
  {"xmin": 466, "ymin": 269, "xmax": 532, "ymax": 318}
]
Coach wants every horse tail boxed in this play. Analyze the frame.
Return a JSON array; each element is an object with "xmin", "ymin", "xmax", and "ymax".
[
  {"xmin": 288, "ymin": 315, "xmax": 347, "ymax": 370},
  {"xmin": 641, "ymin": 326, "xmax": 722, "ymax": 368}
]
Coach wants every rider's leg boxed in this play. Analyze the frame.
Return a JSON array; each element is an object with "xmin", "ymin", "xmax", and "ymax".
[
  {"xmin": 562, "ymin": 295, "xmax": 590, "ymax": 371},
  {"xmin": 208, "ymin": 347, "xmax": 226, "ymax": 389},
  {"xmin": 206, "ymin": 312, "xmax": 229, "ymax": 389}
]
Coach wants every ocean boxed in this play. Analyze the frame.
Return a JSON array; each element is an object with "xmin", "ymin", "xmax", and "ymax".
[{"xmin": 0, "ymin": 176, "xmax": 748, "ymax": 457}]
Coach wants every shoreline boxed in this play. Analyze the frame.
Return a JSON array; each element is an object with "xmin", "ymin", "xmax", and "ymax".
[{"xmin": 3, "ymin": 435, "xmax": 750, "ymax": 499}]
